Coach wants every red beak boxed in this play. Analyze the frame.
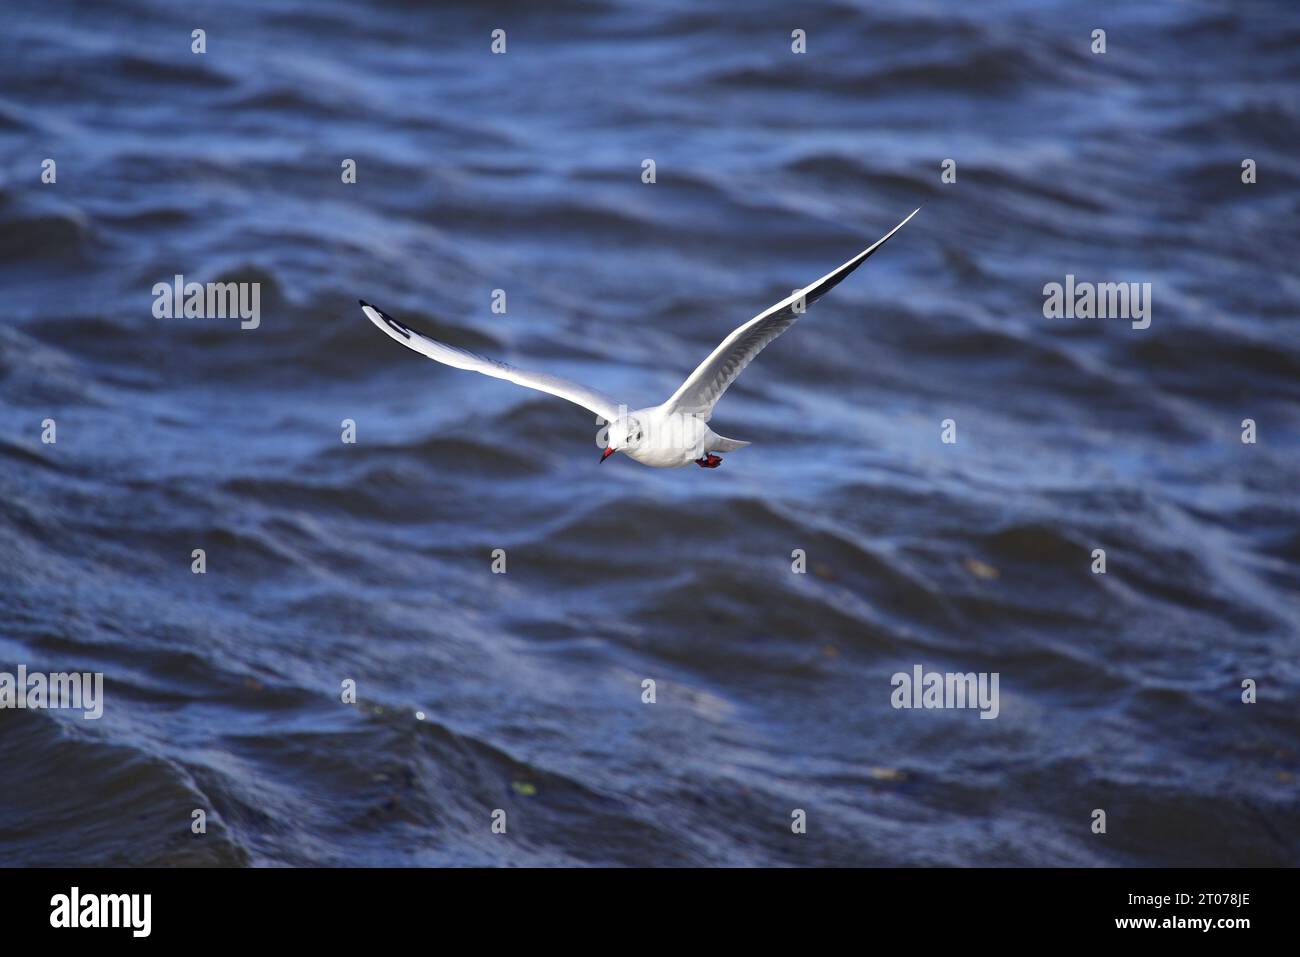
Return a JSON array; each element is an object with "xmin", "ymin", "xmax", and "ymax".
[{"xmin": 600, "ymin": 446, "xmax": 616, "ymax": 463}]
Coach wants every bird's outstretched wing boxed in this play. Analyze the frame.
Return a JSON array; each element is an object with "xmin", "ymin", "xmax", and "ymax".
[
  {"xmin": 360, "ymin": 301, "xmax": 623, "ymax": 422},
  {"xmin": 661, "ymin": 208, "xmax": 919, "ymax": 420}
]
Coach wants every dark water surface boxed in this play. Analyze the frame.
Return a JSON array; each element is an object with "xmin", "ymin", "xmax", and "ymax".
[{"xmin": 1, "ymin": 0, "xmax": 1298, "ymax": 865}]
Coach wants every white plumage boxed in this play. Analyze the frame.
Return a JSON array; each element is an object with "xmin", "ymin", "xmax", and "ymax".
[{"xmin": 361, "ymin": 207, "xmax": 918, "ymax": 469}]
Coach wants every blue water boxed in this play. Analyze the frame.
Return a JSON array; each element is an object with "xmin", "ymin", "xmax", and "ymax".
[{"xmin": 1, "ymin": 0, "xmax": 1297, "ymax": 865}]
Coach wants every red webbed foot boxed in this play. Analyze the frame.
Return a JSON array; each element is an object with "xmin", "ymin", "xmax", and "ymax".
[{"xmin": 694, "ymin": 454, "xmax": 723, "ymax": 468}]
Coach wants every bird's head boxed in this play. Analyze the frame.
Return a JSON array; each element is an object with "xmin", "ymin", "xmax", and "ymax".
[{"xmin": 600, "ymin": 416, "xmax": 644, "ymax": 462}]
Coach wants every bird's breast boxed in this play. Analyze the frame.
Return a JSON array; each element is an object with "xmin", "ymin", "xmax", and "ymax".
[{"xmin": 624, "ymin": 411, "xmax": 709, "ymax": 467}]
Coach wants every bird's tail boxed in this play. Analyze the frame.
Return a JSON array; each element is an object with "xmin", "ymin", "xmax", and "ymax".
[{"xmin": 711, "ymin": 435, "xmax": 751, "ymax": 452}]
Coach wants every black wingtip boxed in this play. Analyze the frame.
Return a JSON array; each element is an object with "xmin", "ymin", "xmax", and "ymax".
[{"xmin": 360, "ymin": 299, "xmax": 411, "ymax": 339}]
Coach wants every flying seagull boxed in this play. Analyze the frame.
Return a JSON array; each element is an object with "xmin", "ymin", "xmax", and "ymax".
[{"xmin": 361, "ymin": 207, "xmax": 918, "ymax": 469}]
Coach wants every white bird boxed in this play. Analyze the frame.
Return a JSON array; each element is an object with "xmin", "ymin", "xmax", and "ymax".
[{"xmin": 361, "ymin": 207, "xmax": 918, "ymax": 468}]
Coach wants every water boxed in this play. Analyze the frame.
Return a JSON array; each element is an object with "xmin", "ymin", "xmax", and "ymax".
[{"xmin": 1, "ymin": 0, "xmax": 1297, "ymax": 866}]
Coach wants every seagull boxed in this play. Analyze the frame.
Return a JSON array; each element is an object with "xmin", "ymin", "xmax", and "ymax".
[{"xmin": 361, "ymin": 207, "xmax": 918, "ymax": 469}]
